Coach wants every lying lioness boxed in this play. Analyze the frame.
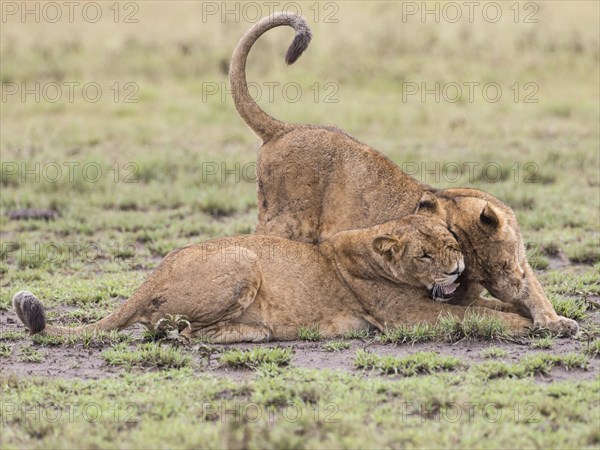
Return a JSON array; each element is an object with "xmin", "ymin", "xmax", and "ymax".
[
  {"xmin": 13, "ymin": 216, "xmax": 531, "ymax": 342},
  {"xmin": 229, "ymin": 13, "xmax": 577, "ymax": 336}
]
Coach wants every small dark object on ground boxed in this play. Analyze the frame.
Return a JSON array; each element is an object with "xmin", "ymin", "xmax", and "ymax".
[{"xmin": 8, "ymin": 209, "xmax": 59, "ymax": 221}]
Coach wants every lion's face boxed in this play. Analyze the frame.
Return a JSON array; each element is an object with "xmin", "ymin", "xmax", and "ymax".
[
  {"xmin": 372, "ymin": 216, "xmax": 465, "ymax": 302},
  {"xmin": 415, "ymin": 191, "xmax": 527, "ymax": 302}
]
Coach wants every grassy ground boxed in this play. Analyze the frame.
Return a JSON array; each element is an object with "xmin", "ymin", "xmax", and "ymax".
[{"xmin": 1, "ymin": 1, "xmax": 599, "ymax": 448}]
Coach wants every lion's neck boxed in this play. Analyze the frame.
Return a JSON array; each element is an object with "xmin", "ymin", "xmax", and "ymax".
[
  {"xmin": 325, "ymin": 231, "xmax": 388, "ymax": 281},
  {"xmin": 323, "ymin": 233, "xmax": 410, "ymax": 323}
]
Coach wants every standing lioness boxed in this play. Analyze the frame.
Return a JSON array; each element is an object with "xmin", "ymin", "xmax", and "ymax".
[
  {"xmin": 229, "ymin": 13, "xmax": 577, "ymax": 336},
  {"xmin": 13, "ymin": 216, "xmax": 532, "ymax": 342}
]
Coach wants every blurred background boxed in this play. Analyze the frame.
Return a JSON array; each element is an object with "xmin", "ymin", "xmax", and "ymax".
[{"xmin": 1, "ymin": 1, "xmax": 598, "ymax": 306}]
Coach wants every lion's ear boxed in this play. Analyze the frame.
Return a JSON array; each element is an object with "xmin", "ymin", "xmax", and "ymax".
[
  {"xmin": 415, "ymin": 192, "xmax": 441, "ymax": 217},
  {"xmin": 373, "ymin": 235, "xmax": 405, "ymax": 261},
  {"xmin": 479, "ymin": 202, "xmax": 504, "ymax": 230}
]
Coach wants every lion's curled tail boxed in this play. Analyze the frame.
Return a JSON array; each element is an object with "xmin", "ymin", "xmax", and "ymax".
[
  {"xmin": 12, "ymin": 291, "xmax": 138, "ymax": 337},
  {"xmin": 230, "ymin": 12, "xmax": 312, "ymax": 141}
]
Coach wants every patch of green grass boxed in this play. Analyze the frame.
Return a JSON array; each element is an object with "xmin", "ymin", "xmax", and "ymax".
[
  {"xmin": 518, "ymin": 353, "xmax": 562, "ymax": 376},
  {"xmin": 0, "ymin": 273, "xmax": 145, "ymax": 312},
  {"xmin": 472, "ymin": 361, "xmax": 515, "ymax": 380},
  {"xmin": 342, "ymin": 329, "xmax": 374, "ymax": 340},
  {"xmin": 557, "ymin": 353, "xmax": 590, "ymax": 370},
  {"xmin": 19, "ymin": 346, "xmax": 43, "ymax": 363},
  {"xmin": 473, "ymin": 360, "xmax": 514, "ymax": 379},
  {"xmin": 479, "ymin": 347, "xmax": 509, "ymax": 358},
  {"xmin": 528, "ymin": 252, "xmax": 550, "ymax": 270},
  {"xmin": 0, "ymin": 343, "xmax": 12, "ymax": 357},
  {"xmin": 527, "ymin": 327, "xmax": 556, "ymax": 339},
  {"xmin": 550, "ymin": 296, "xmax": 588, "ymax": 320},
  {"xmin": 102, "ymin": 342, "xmax": 191, "ymax": 369},
  {"xmin": 355, "ymin": 350, "xmax": 462, "ymax": 376},
  {"xmin": 322, "ymin": 341, "xmax": 351, "ymax": 352},
  {"xmin": 378, "ymin": 323, "xmax": 438, "ymax": 344},
  {"xmin": 379, "ymin": 315, "xmax": 517, "ymax": 345},
  {"xmin": 475, "ymin": 352, "xmax": 589, "ymax": 380},
  {"xmin": 1, "ymin": 365, "xmax": 600, "ymax": 448},
  {"xmin": 219, "ymin": 347, "xmax": 294, "ymax": 370},
  {"xmin": 578, "ymin": 323, "xmax": 600, "ymax": 341},
  {"xmin": 254, "ymin": 362, "xmax": 288, "ymax": 378},
  {"xmin": 0, "ymin": 331, "xmax": 26, "ymax": 341},
  {"xmin": 192, "ymin": 195, "xmax": 242, "ymax": 218},
  {"xmin": 17, "ymin": 253, "xmax": 46, "ymax": 270},
  {"xmin": 437, "ymin": 313, "xmax": 511, "ymax": 342},
  {"xmin": 530, "ymin": 337, "xmax": 555, "ymax": 349},
  {"xmin": 543, "ymin": 271, "xmax": 600, "ymax": 297},
  {"xmin": 47, "ymin": 308, "xmax": 110, "ymax": 324},
  {"xmin": 32, "ymin": 334, "xmax": 64, "ymax": 346},
  {"xmin": 63, "ymin": 330, "xmax": 132, "ymax": 348},
  {"xmin": 564, "ymin": 238, "xmax": 600, "ymax": 264},
  {"xmin": 112, "ymin": 246, "xmax": 137, "ymax": 260},
  {"xmin": 297, "ymin": 325, "xmax": 321, "ymax": 341},
  {"xmin": 583, "ymin": 340, "xmax": 600, "ymax": 358}
]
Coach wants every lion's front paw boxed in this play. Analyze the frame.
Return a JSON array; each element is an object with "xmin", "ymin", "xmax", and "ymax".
[{"xmin": 535, "ymin": 316, "xmax": 579, "ymax": 337}]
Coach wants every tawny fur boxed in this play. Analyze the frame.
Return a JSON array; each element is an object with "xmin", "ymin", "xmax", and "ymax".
[
  {"xmin": 12, "ymin": 216, "xmax": 533, "ymax": 342},
  {"xmin": 229, "ymin": 13, "xmax": 578, "ymax": 336}
]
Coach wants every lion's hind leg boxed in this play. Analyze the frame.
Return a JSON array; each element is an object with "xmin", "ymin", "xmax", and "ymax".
[
  {"xmin": 192, "ymin": 322, "xmax": 272, "ymax": 343},
  {"xmin": 159, "ymin": 245, "xmax": 265, "ymax": 342}
]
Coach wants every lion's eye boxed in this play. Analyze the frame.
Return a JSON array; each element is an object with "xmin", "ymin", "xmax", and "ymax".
[{"xmin": 448, "ymin": 228, "xmax": 460, "ymax": 242}]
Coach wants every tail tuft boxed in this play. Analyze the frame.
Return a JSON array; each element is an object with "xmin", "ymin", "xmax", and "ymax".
[
  {"xmin": 230, "ymin": 13, "xmax": 312, "ymax": 140},
  {"xmin": 12, "ymin": 291, "xmax": 46, "ymax": 334},
  {"xmin": 285, "ymin": 23, "xmax": 312, "ymax": 65}
]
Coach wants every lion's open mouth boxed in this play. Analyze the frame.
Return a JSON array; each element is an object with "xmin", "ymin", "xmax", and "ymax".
[{"xmin": 429, "ymin": 280, "xmax": 461, "ymax": 302}]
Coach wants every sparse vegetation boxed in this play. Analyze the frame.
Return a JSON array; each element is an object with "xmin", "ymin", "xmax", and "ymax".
[
  {"xmin": 550, "ymin": 296, "xmax": 589, "ymax": 320},
  {"xmin": 583, "ymin": 340, "xmax": 600, "ymax": 358},
  {"xmin": 65, "ymin": 330, "xmax": 132, "ymax": 348},
  {"xmin": 343, "ymin": 329, "xmax": 374, "ymax": 340},
  {"xmin": 437, "ymin": 313, "xmax": 511, "ymax": 342},
  {"xmin": 479, "ymin": 347, "xmax": 509, "ymax": 358},
  {"xmin": 378, "ymin": 323, "xmax": 438, "ymax": 344},
  {"xmin": 322, "ymin": 341, "xmax": 351, "ymax": 352},
  {"xmin": 0, "ymin": 368, "xmax": 598, "ymax": 448},
  {"xmin": 0, "ymin": 343, "xmax": 12, "ymax": 357},
  {"xmin": 475, "ymin": 353, "xmax": 589, "ymax": 380},
  {"xmin": 19, "ymin": 346, "xmax": 43, "ymax": 363},
  {"xmin": 102, "ymin": 343, "xmax": 191, "ymax": 369},
  {"xmin": 378, "ymin": 316, "xmax": 513, "ymax": 345},
  {"xmin": 32, "ymin": 334, "xmax": 64, "ymax": 346},
  {"xmin": 531, "ymin": 337, "xmax": 555, "ymax": 349},
  {"xmin": 219, "ymin": 347, "xmax": 294, "ymax": 369},
  {"xmin": 0, "ymin": 331, "xmax": 25, "ymax": 341},
  {"xmin": 355, "ymin": 350, "xmax": 462, "ymax": 375},
  {"xmin": 297, "ymin": 325, "xmax": 322, "ymax": 341}
]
